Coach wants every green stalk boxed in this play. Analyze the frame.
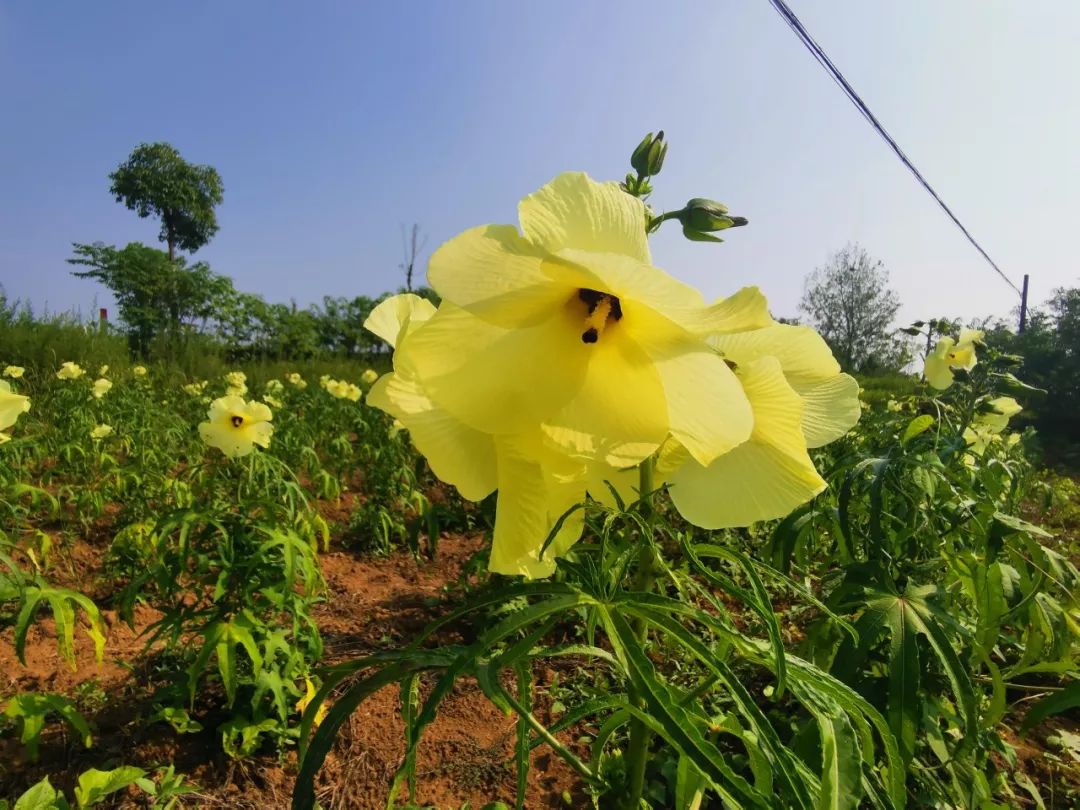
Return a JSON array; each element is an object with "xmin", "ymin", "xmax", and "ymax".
[{"xmin": 624, "ymin": 455, "xmax": 657, "ymax": 808}]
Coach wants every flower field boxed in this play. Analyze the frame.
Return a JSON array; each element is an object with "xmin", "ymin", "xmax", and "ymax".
[{"xmin": 3, "ymin": 165, "xmax": 1080, "ymax": 809}]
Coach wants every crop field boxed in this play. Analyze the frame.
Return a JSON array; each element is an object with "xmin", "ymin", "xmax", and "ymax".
[{"xmin": 3, "ymin": 157, "xmax": 1080, "ymax": 810}]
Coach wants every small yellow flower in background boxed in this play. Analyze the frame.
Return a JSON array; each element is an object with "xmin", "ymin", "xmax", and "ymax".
[
  {"xmin": 90, "ymin": 424, "xmax": 114, "ymax": 440},
  {"xmin": 924, "ymin": 329, "xmax": 984, "ymax": 390},
  {"xmin": 133, "ymin": 365, "xmax": 148, "ymax": 377},
  {"xmin": 198, "ymin": 395, "xmax": 273, "ymax": 458},
  {"xmin": 886, "ymin": 399, "xmax": 903, "ymax": 413},
  {"xmin": 266, "ymin": 379, "xmax": 284, "ymax": 395},
  {"xmin": 3, "ymin": 366, "xmax": 24, "ymax": 379},
  {"xmin": 225, "ymin": 371, "xmax": 246, "ymax": 387},
  {"xmin": 98, "ymin": 365, "xmax": 109, "ymax": 376},
  {"xmin": 0, "ymin": 380, "xmax": 31, "ymax": 443},
  {"xmin": 286, "ymin": 372, "xmax": 307, "ymax": 389},
  {"xmin": 319, "ymin": 374, "xmax": 332, "ymax": 389},
  {"xmin": 264, "ymin": 394, "xmax": 283, "ymax": 409},
  {"xmin": 91, "ymin": 378, "xmax": 113, "ymax": 399},
  {"xmin": 324, "ymin": 379, "xmax": 362, "ymax": 401},
  {"xmin": 57, "ymin": 361, "xmax": 85, "ymax": 380},
  {"xmin": 226, "ymin": 383, "xmax": 248, "ymax": 397},
  {"xmin": 361, "ymin": 369, "xmax": 378, "ymax": 385},
  {"xmin": 183, "ymin": 380, "xmax": 209, "ymax": 396}
]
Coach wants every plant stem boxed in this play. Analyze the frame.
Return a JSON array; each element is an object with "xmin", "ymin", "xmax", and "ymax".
[{"xmin": 624, "ymin": 455, "xmax": 657, "ymax": 808}]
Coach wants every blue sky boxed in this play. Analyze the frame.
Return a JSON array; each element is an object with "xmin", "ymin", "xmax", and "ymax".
[{"xmin": 2, "ymin": 1, "xmax": 1077, "ymax": 328}]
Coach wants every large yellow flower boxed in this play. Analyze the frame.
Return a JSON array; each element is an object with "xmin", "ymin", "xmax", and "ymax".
[
  {"xmin": 366, "ymin": 294, "xmax": 586, "ymax": 578},
  {"xmin": 57, "ymin": 361, "xmax": 85, "ymax": 380},
  {"xmin": 398, "ymin": 172, "xmax": 768, "ymax": 468},
  {"xmin": 924, "ymin": 329, "xmax": 984, "ymax": 390},
  {"xmin": 0, "ymin": 380, "xmax": 31, "ymax": 443},
  {"xmin": 198, "ymin": 396, "xmax": 273, "ymax": 458}
]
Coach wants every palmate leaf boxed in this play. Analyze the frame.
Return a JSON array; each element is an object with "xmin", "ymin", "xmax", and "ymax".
[
  {"xmin": 600, "ymin": 607, "xmax": 766, "ymax": 807},
  {"xmin": 13, "ymin": 585, "xmax": 106, "ymax": 671}
]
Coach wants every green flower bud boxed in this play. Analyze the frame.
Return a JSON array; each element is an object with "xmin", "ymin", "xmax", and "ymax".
[
  {"xmin": 679, "ymin": 198, "xmax": 744, "ymax": 232},
  {"xmin": 630, "ymin": 130, "xmax": 666, "ymax": 177}
]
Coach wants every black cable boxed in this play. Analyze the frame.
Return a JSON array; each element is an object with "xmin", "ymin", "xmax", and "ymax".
[{"xmin": 768, "ymin": 0, "xmax": 1022, "ymax": 296}]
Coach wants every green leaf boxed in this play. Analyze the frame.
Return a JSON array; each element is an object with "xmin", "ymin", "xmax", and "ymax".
[
  {"xmin": 901, "ymin": 415, "xmax": 934, "ymax": 446},
  {"xmin": 73, "ymin": 767, "xmax": 145, "ymax": 809},
  {"xmin": 1021, "ymin": 681, "xmax": 1080, "ymax": 732},
  {"xmin": 816, "ymin": 710, "xmax": 861, "ymax": 810},
  {"xmin": 13, "ymin": 778, "xmax": 69, "ymax": 810}
]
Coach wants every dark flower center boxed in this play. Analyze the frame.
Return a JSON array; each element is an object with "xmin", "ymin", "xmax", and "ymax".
[
  {"xmin": 231, "ymin": 415, "xmax": 244, "ymax": 427},
  {"xmin": 578, "ymin": 289, "xmax": 622, "ymax": 344}
]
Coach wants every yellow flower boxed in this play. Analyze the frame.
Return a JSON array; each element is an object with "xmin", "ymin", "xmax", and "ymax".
[
  {"xmin": 286, "ymin": 372, "xmax": 307, "ymax": 388},
  {"xmin": 91, "ymin": 378, "xmax": 113, "ymax": 399},
  {"xmin": 361, "ymin": 369, "xmax": 379, "ymax": 385},
  {"xmin": 133, "ymin": 365, "xmax": 148, "ymax": 378},
  {"xmin": 183, "ymin": 380, "xmax": 208, "ymax": 396},
  {"xmin": 264, "ymin": 394, "xmax": 283, "ymax": 408},
  {"xmin": 98, "ymin": 365, "xmax": 109, "ymax": 376},
  {"xmin": 886, "ymin": 399, "xmax": 903, "ymax": 413},
  {"xmin": 3, "ymin": 366, "xmax": 24, "ymax": 379},
  {"xmin": 90, "ymin": 424, "xmax": 113, "ymax": 440},
  {"xmin": 319, "ymin": 374, "xmax": 332, "ymax": 388},
  {"xmin": 0, "ymin": 380, "xmax": 31, "ymax": 443},
  {"xmin": 924, "ymin": 330, "xmax": 983, "ymax": 390},
  {"xmin": 266, "ymin": 379, "xmax": 284, "ymax": 395},
  {"xmin": 225, "ymin": 370, "xmax": 246, "ymax": 387},
  {"xmin": 296, "ymin": 677, "xmax": 328, "ymax": 726},
  {"xmin": 198, "ymin": 395, "xmax": 273, "ymax": 458},
  {"xmin": 399, "ymin": 172, "xmax": 768, "ymax": 468},
  {"xmin": 57, "ymin": 361, "xmax": 85, "ymax": 380},
  {"xmin": 976, "ymin": 396, "xmax": 1021, "ymax": 433}
]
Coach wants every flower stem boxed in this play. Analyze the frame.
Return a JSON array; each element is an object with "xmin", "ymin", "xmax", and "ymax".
[{"xmin": 624, "ymin": 455, "xmax": 657, "ymax": 808}]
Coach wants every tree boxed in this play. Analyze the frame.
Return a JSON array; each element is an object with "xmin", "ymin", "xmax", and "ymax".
[
  {"xmin": 69, "ymin": 242, "xmax": 233, "ymax": 356},
  {"xmin": 109, "ymin": 143, "xmax": 224, "ymax": 261},
  {"xmin": 800, "ymin": 243, "xmax": 902, "ymax": 372}
]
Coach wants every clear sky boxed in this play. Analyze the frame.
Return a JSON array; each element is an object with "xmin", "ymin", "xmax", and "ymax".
[{"xmin": 2, "ymin": 1, "xmax": 1077, "ymax": 328}]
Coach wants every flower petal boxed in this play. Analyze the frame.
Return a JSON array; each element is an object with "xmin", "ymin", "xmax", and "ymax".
[
  {"xmin": 368, "ymin": 372, "xmax": 497, "ymax": 501},
  {"xmin": 710, "ymin": 323, "xmax": 840, "ymax": 387},
  {"xmin": 793, "ymin": 373, "xmax": 861, "ymax": 448},
  {"xmin": 364, "ymin": 293, "xmax": 437, "ymax": 348},
  {"xmin": 488, "ymin": 435, "xmax": 585, "ymax": 578},
  {"xmin": 427, "ymin": 225, "xmax": 579, "ymax": 328},
  {"xmin": 629, "ymin": 304, "xmax": 753, "ymax": 466},
  {"xmin": 400, "ymin": 303, "xmax": 588, "ymax": 435},
  {"xmin": 519, "ymin": 172, "xmax": 651, "ymax": 264},
  {"xmin": 667, "ymin": 357, "xmax": 825, "ymax": 528}
]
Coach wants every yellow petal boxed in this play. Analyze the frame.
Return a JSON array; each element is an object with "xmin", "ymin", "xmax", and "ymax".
[
  {"xmin": 957, "ymin": 328, "xmax": 985, "ymax": 346},
  {"xmin": 677, "ymin": 286, "xmax": 774, "ymax": 337},
  {"xmin": 628, "ymin": 305, "xmax": 753, "ymax": 466},
  {"xmin": 364, "ymin": 294, "xmax": 437, "ymax": 348},
  {"xmin": 401, "ymin": 303, "xmax": 588, "ymax": 435},
  {"xmin": 924, "ymin": 338, "xmax": 956, "ymax": 390},
  {"xmin": 428, "ymin": 225, "xmax": 579, "ymax": 328},
  {"xmin": 367, "ymin": 372, "xmax": 497, "ymax": 501},
  {"xmin": 794, "ymin": 373, "xmax": 861, "ymax": 448},
  {"xmin": 542, "ymin": 320, "xmax": 668, "ymax": 461},
  {"xmin": 518, "ymin": 172, "xmax": 652, "ymax": 264},
  {"xmin": 667, "ymin": 357, "xmax": 826, "ymax": 528},
  {"xmin": 553, "ymin": 249, "xmax": 704, "ymax": 317},
  {"xmin": 488, "ymin": 435, "xmax": 586, "ymax": 578},
  {"xmin": 710, "ymin": 323, "xmax": 840, "ymax": 387}
]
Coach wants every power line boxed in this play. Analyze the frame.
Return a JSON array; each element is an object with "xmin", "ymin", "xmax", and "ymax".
[{"xmin": 768, "ymin": 0, "xmax": 1023, "ymax": 297}]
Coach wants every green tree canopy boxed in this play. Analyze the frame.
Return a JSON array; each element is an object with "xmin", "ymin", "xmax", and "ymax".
[
  {"xmin": 69, "ymin": 242, "xmax": 234, "ymax": 356},
  {"xmin": 109, "ymin": 142, "xmax": 224, "ymax": 260},
  {"xmin": 800, "ymin": 243, "xmax": 903, "ymax": 372}
]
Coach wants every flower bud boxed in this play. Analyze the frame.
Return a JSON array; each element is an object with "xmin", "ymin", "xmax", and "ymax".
[
  {"xmin": 678, "ymin": 199, "xmax": 747, "ymax": 242},
  {"xmin": 630, "ymin": 131, "xmax": 667, "ymax": 177}
]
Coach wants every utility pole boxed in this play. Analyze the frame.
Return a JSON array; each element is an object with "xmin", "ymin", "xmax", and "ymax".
[{"xmin": 1019, "ymin": 274, "xmax": 1030, "ymax": 333}]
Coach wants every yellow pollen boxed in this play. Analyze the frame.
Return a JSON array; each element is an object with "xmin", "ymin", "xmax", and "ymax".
[{"xmin": 582, "ymin": 297, "xmax": 612, "ymax": 343}]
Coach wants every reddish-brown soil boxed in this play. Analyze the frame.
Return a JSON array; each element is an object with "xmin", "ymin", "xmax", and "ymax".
[{"xmin": 0, "ymin": 533, "xmax": 583, "ymax": 809}]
